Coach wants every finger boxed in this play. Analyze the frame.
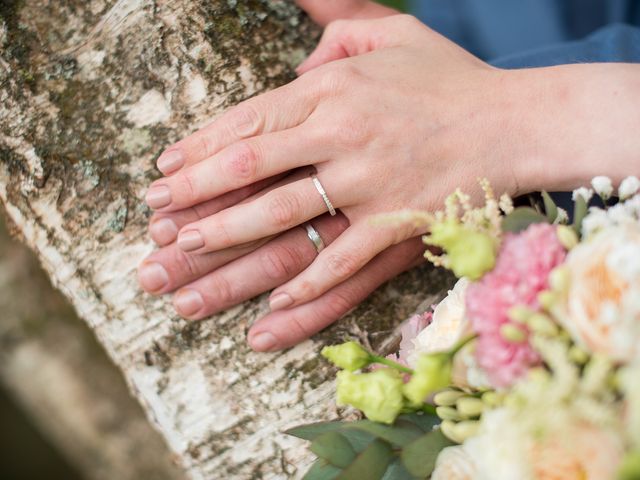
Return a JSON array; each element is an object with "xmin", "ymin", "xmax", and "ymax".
[
  {"xmin": 297, "ymin": 14, "xmax": 408, "ymax": 74},
  {"xmin": 171, "ymin": 213, "xmax": 350, "ymax": 319},
  {"xmin": 149, "ymin": 175, "xmax": 284, "ymax": 246},
  {"xmin": 268, "ymin": 218, "xmax": 422, "ymax": 310},
  {"xmin": 137, "ymin": 235, "xmax": 274, "ymax": 294},
  {"xmin": 175, "ymin": 174, "xmax": 339, "ymax": 254},
  {"xmin": 248, "ymin": 237, "xmax": 425, "ymax": 351},
  {"xmin": 155, "ymin": 78, "xmax": 322, "ymax": 175},
  {"xmin": 146, "ymin": 125, "xmax": 327, "ymax": 212},
  {"xmin": 295, "ymin": 0, "xmax": 397, "ymax": 27}
]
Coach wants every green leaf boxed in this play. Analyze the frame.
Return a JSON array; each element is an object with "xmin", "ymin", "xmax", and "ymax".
[
  {"xmin": 336, "ymin": 439, "xmax": 394, "ymax": 480},
  {"xmin": 541, "ymin": 191, "xmax": 559, "ymax": 223},
  {"xmin": 502, "ymin": 207, "xmax": 548, "ymax": 233},
  {"xmin": 401, "ymin": 429, "xmax": 454, "ymax": 478},
  {"xmin": 572, "ymin": 196, "xmax": 588, "ymax": 236},
  {"xmin": 286, "ymin": 421, "xmax": 346, "ymax": 441},
  {"xmin": 339, "ymin": 428, "xmax": 376, "ymax": 452},
  {"xmin": 381, "ymin": 458, "xmax": 420, "ymax": 480},
  {"xmin": 396, "ymin": 413, "xmax": 440, "ymax": 433},
  {"xmin": 303, "ymin": 459, "xmax": 342, "ymax": 480},
  {"xmin": 311, "ymin": 432, "xmax": 357, "ymax": 468},
  {"xmin": 345, "ymin": 420, "xmax": 423, "ymax": 447}
]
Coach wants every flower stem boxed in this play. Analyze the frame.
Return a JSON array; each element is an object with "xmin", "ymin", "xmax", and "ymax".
[{"xmin": 370, "ymin": 355, "xmax": 414, "ymax": 374}]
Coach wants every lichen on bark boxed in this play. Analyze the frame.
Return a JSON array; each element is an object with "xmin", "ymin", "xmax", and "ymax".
[{"xmin": 0, "ymin": 1, "xmax": 453, "ymax": 478}]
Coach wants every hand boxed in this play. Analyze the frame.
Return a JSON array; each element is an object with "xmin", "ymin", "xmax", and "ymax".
[
  {"xmin": 144, "ymin": 15, "xmax": 521, "ymax": 319},
  {"xmin": 295, "ymin": 0, "xmax": 397, "ymax": 26}
]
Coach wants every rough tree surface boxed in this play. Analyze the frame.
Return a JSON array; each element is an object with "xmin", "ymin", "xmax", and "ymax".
[{"xmin": 0, "ymin": 0, "xmax": 452, "ymax": 478}]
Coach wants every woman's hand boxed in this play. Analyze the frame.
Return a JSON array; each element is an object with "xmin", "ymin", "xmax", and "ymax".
[{"xmin": 144, "ymin": 15, "xmax": 521, "ymax": 314}]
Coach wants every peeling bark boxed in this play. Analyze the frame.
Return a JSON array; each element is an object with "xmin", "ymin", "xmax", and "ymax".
[{"xmin": 0, "ymin": 1, "xmax": 453, "ymax": 478}]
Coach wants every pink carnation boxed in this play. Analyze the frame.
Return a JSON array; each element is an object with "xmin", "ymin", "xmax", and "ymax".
[{"xmin": 466, "ymin": 223, "xmax": 567, "ymax": 388}]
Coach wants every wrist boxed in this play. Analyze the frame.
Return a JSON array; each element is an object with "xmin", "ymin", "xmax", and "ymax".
[{"xmin": 506, "ymin": 64, "xmax": 640, "ymax": 194}]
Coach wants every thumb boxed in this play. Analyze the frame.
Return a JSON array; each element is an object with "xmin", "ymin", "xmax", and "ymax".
[
  {"xmin": 295, "ymin": 0, "xmax": 397, "ymax": 27},
  {"xmin": 296, "ymin": 14, "xmax": 407, "ymax": 75}
]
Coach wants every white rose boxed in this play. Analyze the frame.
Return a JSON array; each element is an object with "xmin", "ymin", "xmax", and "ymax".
[
  {"xmin": 407, "ymin": 278, "xmax": 471, "ymax": 368},
  {"xmin": 432, "ymin": 446, "xmax": 477, "ymax": 480},
  {"xmin": 557, "ymin": 225, "xmax": 640, "ymax": 362},
  {"xmin": 591, "ymin": 176, "xmax": 613, "ymax": 198}
]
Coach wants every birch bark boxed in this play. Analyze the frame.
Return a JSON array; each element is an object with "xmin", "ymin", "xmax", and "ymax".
[{"xmin": 0, "ymin": 1, "xmax": 452, "ymax": 477}]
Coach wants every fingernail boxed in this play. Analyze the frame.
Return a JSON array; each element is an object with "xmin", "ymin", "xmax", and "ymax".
[
  {"xmin": 269, "ymin": 292, "xmax": 293, "ymax": 311},
  {"xmin": 250, "ymin": 332, "xmax": 278, "ymax": 352},
  {"xmin": 145, "ymin": 185, "xmax": 171, "ymax": 209},
  {"xmin": 138, "ymin": 262, "xmax": 169, "ymax": 292},
  {"xmin": 174, "ymin": 289, "xmax": 204, "ymax": 316},
  {"xmin": 177, "ymin": 230, "xmax": 204, "ymax": 252},
  {"xmin": 157, "ymin": 150, "xmax": 184, "ymax": 174},
  {"xmin": 149, "ymin": 218, "xmax": 178, "ymax": 245}
]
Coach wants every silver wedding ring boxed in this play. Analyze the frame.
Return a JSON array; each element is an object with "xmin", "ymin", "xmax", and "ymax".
[
  {"xmin": 304, "ymin": 223, "xmax": 325, "ymax": 253},
  {"xmin": 311, "ymin": 174, "xmax": 336, "ymax": 216}
]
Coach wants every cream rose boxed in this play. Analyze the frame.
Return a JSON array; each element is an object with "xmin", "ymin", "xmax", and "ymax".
[
  {"xmin": 407, "ymin": 278, "xmax": 471, "ymax": 368},
  {"xmin": 432, "ymin": 445, "xmax": 477, "ymax": 480},
  {"xmin": 557, "ymin": 225, "xmax": 640, "ymax": 362}
]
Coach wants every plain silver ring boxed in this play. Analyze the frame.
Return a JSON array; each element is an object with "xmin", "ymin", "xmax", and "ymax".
[
  {"xmin": 304, "ymin": 223, "xmax": 325, "ymax": 253},
  {"xmin": 311, "ymin": 174, "xmax": 337, "ymax": 216}
]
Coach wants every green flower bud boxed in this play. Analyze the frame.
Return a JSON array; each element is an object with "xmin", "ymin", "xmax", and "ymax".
[
  {"xmin": 336, "ymin": 369, "xmax": 404, "ymax": 424},
  {"xmin": 568, "ymin": 345, "xmax": 590, "ymax": 365},
  {"xmin": 618, "ymin": 452, "xmax": 640, "ymax": 480},
  {"xmin": 528, "ymin": 314, "xmax": 559, "ymax": 337},
  {"xmin": 425, "ymin": 220, "xmax": 496, "ymax": 280},
  {"xmin": 549, "ymin": 266, "xmax": 571, "ymax": 292},
  {"xmin": 537, "ymin": 290, "xmax": 557, "ymax": 310},
  {"xmin": 452, "ymin": 420, "xmax": 480, "ymax": 442},
  {"xmin": 321, "ymin": 341, "xmax": 371, "ymax": 371},
  {"xmin": 433, "ymin": 390, "xmax": 465, "ymax": 407},
  {"xmin": 456, "ymin": 397, "xmax": 484, "ymax": 418},
  {"xmin": 402, "ymin": 353, "xmax": 452, "ymax": 405},
  {"xmin": 440, "ymin": 420, "xmax": 462, "ymax": 443},
  {"xmin": 556, "ymin": 225, "xmax": 579, "ymax": 250},
  {"xmin": 500, "ymin": 323, "xmax": 527, "ymax": 343},
  {"xmin": 508, "ymin": 305, "xmax": 533, "ymax": 324},
  {"xmin": 481, "ymin": 391, "xmax": 503, "ymax": 408},
  {"xmin": 436, "ymin": 406, "xmax": 462, "ymax": 421}
]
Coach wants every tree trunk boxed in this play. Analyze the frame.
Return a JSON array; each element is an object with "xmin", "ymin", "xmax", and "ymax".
[{"xmin": 0, "ymin": 1, "xmax": 453, "ymax": 478}]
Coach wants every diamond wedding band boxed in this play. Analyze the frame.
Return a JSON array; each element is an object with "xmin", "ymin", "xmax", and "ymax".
[
  {"xmin": 311, "ymin": 174, "xmax": 336, "ymax": 216},
  {"xmin": 304, "ymin": 223, "xmax": 325, "ymax": 253}
]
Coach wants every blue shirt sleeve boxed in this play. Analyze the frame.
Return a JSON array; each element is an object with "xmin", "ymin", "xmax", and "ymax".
[{"xmin": 491, "ymin": 23, "xmax": 640, "ymax": 69}]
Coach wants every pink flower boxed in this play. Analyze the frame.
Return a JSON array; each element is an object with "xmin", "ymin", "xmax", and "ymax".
[
  {"xmin": 466, "ymin": 223, "xmax": 567, "ymax": 388},
  {"xmin": 376, "ymin": 313, "xmax": 431, "ymax": 371}
]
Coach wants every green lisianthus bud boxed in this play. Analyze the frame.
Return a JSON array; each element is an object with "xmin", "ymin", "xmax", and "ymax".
[
  {"xmin": 321, "ymin": 341, "xmax": 371, "ymax": 371},
  {"xmin": 456, "ymin": 397, "xmax": 484, "ymax": 418},
  {"xmin": 336, "ymin": 369, "xmax": 404, "ymax": 424},
  {"xmin": 556, "ymin": 225, "xmax": 579, "ymax": 250},
  {"xmin": 436, "ymin": 406, "xmax": 462, "ymax": 421},
  {"xmin": 452, "ymin": 420, "xmax": 480, "ymax": 442},
  {"xmin": 402, "ymin": 353, "xmax": 451, "ymax": 405},
  {"xmin": 433, "ymin": 390, "xmax": 465, "ymax": 407},
  {"xmin": 425, "ymin": 220, "xmax": 496, "ymax": 280}
]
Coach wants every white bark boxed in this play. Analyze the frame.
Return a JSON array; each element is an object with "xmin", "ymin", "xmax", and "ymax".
[{"xmin": 0, "ymin": 1, "xmax": 453, "ymax": 478}]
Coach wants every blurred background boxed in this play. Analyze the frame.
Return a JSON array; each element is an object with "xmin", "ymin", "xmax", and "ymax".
[{"xmin": 0, "ymin": 1, "xmax": 405, "ymax": 479}]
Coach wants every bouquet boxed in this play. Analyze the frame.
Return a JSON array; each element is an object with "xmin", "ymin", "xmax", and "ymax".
[{"xmin": 286, "ymin": 176, "xmax": 640, "ymax": 480}]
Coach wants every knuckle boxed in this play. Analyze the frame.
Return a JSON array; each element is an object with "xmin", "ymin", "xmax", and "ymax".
[
  {"xmin": 227, "ymin": 103, "xmax": 261, "ymax": 138},
  {"xmin": 260, "ymin": 245, "xmax": 301, "ymax": 281},
  {"xmin": 393, "ymin": 14, "xmax": 422, "ymax": 29},
  {"xmin": 326, "ymin": 251, "xmax": 359, "ymax": 280},
  {"xmin": 330, "ymin": 112, "xmax": 371, "ymax": 149},
  {"xmin": 316, "ymin": 63, "xmax": 357, "ymax": 97},
  {"xmin": 225, "ymin": 141, "xmax": 260, "ymax": 181},
  {"xmin": 322, "ymin": 289, "xmax": 356, "ymax": 319},
  {"xmin": 207, "ymin": 274, "xmax": 234, "ymax": 306},
  {"xmin": 174, "ymin": 173, "xmax": 197, "ymax": 201},
  {"xmin": 324, "ymin": 18, "xmax": 348, "ymax": 38},
  {"xmin": 266, "ymin": 191, "xmax": 303, "ymax": 230},
  {"xmin": 172, "ymin": 248, "xmax": 202, "ymax": 278}
]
